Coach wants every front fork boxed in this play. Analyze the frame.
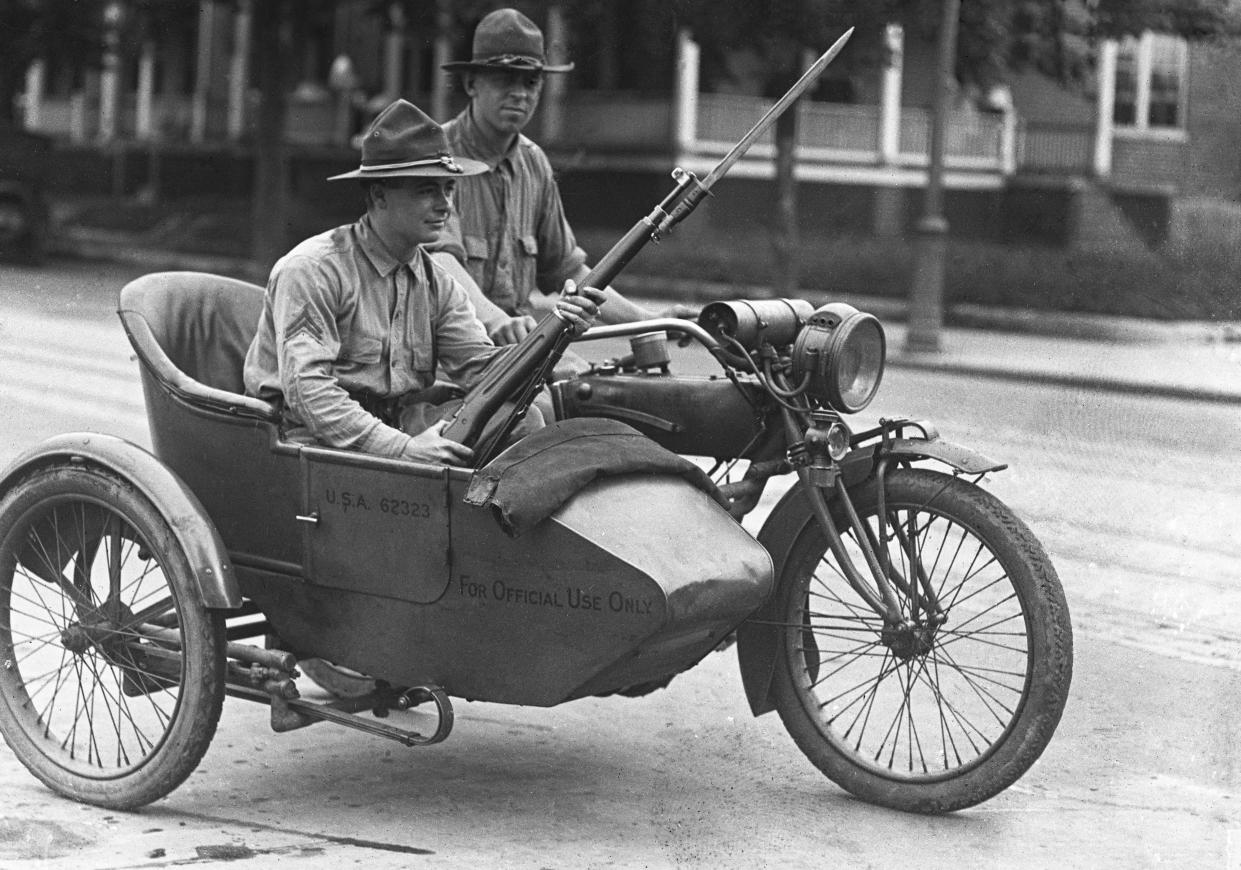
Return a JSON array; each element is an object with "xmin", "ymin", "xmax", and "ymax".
[{"xmin": 779, "ymin": 406, "xmax": 945, "ymax": 628}]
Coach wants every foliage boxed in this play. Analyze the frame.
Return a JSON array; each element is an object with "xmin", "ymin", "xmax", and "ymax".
[{"xmin": 672, "ymin": 0, "xmax": 1241, "ymax": 94}]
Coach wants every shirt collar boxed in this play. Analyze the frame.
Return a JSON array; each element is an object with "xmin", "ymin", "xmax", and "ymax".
[
  {"xmin": 453, "ymin": 107, "xmax": 532, "ymax": 170},
  {"xmin": 354, "ymin": 214, "xmax": 411, "ymax": 278}
]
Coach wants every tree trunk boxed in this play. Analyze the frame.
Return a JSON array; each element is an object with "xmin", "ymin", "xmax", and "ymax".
[
  {"xmin": 251, "ymin": 0, "xmax": 291, "ymax": 270},
  {"xmin": 772, "ymin": 103, "xmax": 800, "ymax": 297}
]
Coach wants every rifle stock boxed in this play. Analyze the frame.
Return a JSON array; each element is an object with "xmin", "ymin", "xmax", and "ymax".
[{"xmin": 441, "ymin": 28, "xmax": 854, "ymax": 465}]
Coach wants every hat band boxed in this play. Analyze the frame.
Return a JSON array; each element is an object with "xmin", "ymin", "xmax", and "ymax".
[
  {"xmin": 474, "ymin": 53, "xmax": 544, "ymax": 67},
  {"xmin": 360, "ymin": 155, "xmax": 464, "ymax": 174}
]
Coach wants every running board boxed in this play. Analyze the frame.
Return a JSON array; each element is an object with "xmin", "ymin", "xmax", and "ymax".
[{"xmin": 225, "ymin": 682, "xmax": 454, "ymax": 747}]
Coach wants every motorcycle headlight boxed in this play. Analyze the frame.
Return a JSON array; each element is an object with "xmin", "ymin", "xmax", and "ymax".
[{"xmin": 791, "ymin": 303, "xmax": 886, "ymax": 413}]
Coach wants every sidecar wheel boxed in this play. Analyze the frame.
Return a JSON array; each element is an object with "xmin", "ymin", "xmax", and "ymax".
[
  {"xmin": 770, "ymin": 469, "xmax": 1072, "ymax": 813},
  {"xmin": 0, "ymin": 463, "xmax": 226, "ymax": 809}
]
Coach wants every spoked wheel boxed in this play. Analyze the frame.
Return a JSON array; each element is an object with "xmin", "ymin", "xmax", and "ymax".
[
  {"xmin": 770, "ymin": 468, "xmax": 1073, "ymax": 813},
  {"xmin": 0, "ymin": 463, "xmax": 226, "ymax": 809}
]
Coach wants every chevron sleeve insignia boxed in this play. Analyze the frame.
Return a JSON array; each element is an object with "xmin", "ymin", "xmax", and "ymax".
[{"xmin": 284, "ymin": 305, "xmax": 327, "ymax": 345}]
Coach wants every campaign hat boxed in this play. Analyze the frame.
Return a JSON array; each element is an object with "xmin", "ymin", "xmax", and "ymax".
[
  {"xmin": 327, "ymin": 99, "xmax": 487, "ymax": 181},
  {"xmin": 441, "ymin": 8, "xmax": 573, "ymax": 74}
]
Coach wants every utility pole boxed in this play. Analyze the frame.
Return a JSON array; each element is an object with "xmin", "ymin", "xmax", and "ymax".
[{"xmin": 904, "ymin": 0, "xmax": 960, "ymax": 353}]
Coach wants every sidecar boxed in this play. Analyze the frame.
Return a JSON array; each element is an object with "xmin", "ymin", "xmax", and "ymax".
[{"xmin": 0, "ymin": 271, "xmax": 771, "ymax": 809}]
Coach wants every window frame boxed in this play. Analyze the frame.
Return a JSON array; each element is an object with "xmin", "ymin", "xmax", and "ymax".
[{"xmin": 1112, "ymin": 31, "xmax": 1189, "ymax": 141}]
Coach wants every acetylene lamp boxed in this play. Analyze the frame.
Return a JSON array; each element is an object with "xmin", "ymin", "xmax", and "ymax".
[{"xmin": 791, "ymin": 303, "xmax": 886, "ymax": 413}]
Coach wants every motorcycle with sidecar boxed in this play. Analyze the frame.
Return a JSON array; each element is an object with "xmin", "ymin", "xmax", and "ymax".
[
  {"xmin": 0, "ymin": 33, "xmax": 1070, "ymax": 813},
  {"xmin": 0, "ymin": 268, "xmax": 1072, "ymax": 815}
]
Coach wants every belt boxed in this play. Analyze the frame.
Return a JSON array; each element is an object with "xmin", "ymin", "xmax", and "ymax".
[
  {"xmin": 347, "ymin": 383, "xmax": 466, "ymax": 429},
  {"xmin": 348, "ymin": 389, "xmax": 403, "ymax": 427}
]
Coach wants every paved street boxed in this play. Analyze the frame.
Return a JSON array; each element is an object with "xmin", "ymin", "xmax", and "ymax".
[{"xmin": 0, "ymin": 259, "xmax": 1239, "ymax": 868}]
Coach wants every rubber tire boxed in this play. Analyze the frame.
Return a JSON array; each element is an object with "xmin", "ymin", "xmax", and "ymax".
[
  {"xmin": 0, "ymin": 463, "xmax": 226, "ymax": 809},
  {"xmin": 770, "ymin": 468, "xmax": 1073, "ymax": 813}
]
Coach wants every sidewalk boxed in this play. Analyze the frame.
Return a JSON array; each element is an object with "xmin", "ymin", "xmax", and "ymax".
[{"xmin": 51, "ymin": 221, "xmax": 1241, "ymax": 406}]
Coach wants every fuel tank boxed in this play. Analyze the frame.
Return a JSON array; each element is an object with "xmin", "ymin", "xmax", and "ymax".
[
  {"xmin": 244, "ymin": 470, "xmax": 773, "ymax": 707},
  {"xmin": 551, "ymin": 372, "xmax": 771, "ymax": 459}
]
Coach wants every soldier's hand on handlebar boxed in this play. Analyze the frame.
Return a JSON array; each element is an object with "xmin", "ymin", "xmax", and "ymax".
[
  {"xmin": 554, "ymin": 280, "xmax": 607, "ymax": 336},
  {"xmin": 489, "ymin": 314, "xmax": 537, "ymax": 345},
  {"xmin": 401, "ymin": 420, "xmax": 475, "ymax": 466}
]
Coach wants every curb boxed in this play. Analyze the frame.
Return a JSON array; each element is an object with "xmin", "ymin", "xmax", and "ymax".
[
  {"xmin": 46, "ymin": 229, "xmax": 1241, "ymax": 405},
  {"xmin": 611, "ymin": 274, "xmax": 1240, "ymax": 345},
  {"xmin": 884, "ymin": 356, "xmax": 1241, "ymax": 406},
  {"xmin": 51, "ymin": 230, "xmax": 267, "ymax": 284}
]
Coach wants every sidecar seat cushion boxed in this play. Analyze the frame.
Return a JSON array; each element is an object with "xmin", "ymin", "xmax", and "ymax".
[
  {"xmin": 118, "ymin": 271, "xmax": 278, "ymax": 420},
  {"xmin": 464, "ymin": 418, "xmax": 728, "ymax": 537}
]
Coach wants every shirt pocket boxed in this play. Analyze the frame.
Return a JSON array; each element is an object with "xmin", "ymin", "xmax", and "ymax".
[
  {"xmin": 338, "ymin": 335, "xmax": 382, "ymax": 365},
  {"xmin": 463, "ymin": 234, "xmax": 490, "ymax": 265}
]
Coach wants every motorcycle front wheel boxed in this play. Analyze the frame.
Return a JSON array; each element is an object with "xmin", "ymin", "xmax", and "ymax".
[{"xmin": 770, "ymin": 468, "xmax": 1072, "ymax": 813}]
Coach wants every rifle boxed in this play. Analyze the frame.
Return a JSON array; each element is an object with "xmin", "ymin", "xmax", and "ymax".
[{"xmin": 442, "ymin": 27, "xmax": 855, "ymax": 465}]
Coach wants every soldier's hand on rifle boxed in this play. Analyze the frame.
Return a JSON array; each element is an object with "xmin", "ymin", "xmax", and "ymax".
[
  {"xmin": 553, "ymin": 279, "xmax": 607, "ymax": 336},
  {"xmin": 488, "ymin": 314, "xmax": 537, "ymax": 345},
  {"xmin": 402, "ymin": 420, "xmax": 475, "ymax": 466}
]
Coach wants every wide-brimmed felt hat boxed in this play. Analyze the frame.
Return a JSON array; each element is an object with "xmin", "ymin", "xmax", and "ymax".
[
  {"xmin": 327, "ymin": 99, "xmax": 487, "ymax": 181},
  {"xmin": 442, "ymin": 8, "xmax": 573, "ymax": 74}
]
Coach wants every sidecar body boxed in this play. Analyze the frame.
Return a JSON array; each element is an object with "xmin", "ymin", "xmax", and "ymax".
[{"xmin": 80, "ymin": 271, "xmax": 771, "ymax": 706}]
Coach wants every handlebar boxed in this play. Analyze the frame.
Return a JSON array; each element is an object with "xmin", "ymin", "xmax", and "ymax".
[{"xmin": 574, "ymin": 318, "xmax": 722, "ymax": 352}]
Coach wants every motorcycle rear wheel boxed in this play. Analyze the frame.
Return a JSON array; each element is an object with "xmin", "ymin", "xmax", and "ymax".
[
  {"xmin": 0, "ymin": 463, "xmax": 226, "ymax": 809},
  {"xmin": 770, "ymin": 468, "xmax": 1072, "ymax": 813}
]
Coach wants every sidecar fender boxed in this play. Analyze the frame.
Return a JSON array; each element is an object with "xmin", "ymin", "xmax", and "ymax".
[
  {"xmin": 736, "ymin": 437, "xmax": 1004, "ymax": 717},
  {"xmin": 0, "ymin": 432, "xmax": 241, "ymax": 608}
]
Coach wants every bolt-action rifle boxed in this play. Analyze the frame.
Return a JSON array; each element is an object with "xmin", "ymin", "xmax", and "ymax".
[{"xmin": 442, "ymin": 28, "xmax": 855, "ymax": 466}]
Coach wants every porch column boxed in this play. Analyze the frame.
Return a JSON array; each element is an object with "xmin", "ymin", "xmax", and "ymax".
[
  {"xmin": 431, "ymin": 0, "xmax": 452, "ymax": 121},
  {"xmin": 191, "ymin": 2, "xmax": 216, "ymax": 142},
  {"xmin": 227, "ymin": 0, "xmax": 253, "ymax": 141},
  {"xmin": 878, "ymin": 23, "xmax": 903, "ymax": 164},
  {"xmin": 98, "ymin": 1, "xmax": 123, "ymax": 142},
  {"xmin": 874, "ymin": 23, "xmax": 906, "ymax": 237},
  {"xmin": 672, "ymin": 29, "xmax": 700, "ymax": 157},
  {"xmin": 1093, "ymin": 40, "xmax": 1117, "ymax": 177},
  {"xmin": 383, "ymin": 2, "xmax": 407, "ymax": 99},
  {"xmin": 135, "ymin": 42, "xmax": 156, "ymax": 139},
  {"xmin": 22, "ymin": 59, "xmax": 45, "ymax": 130},
  {"xmin": 541, "ymin": 5, "xmax": 567, "ymax": 143}
]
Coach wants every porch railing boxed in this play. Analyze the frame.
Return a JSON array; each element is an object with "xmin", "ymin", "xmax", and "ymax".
[
  {"xmin": 1015, "ymin": 121, "xmax": 1094, "ymax": 174},
  {"xmin": 26, "ymin": 91, "xmax": 1078, "ymax": 180}
]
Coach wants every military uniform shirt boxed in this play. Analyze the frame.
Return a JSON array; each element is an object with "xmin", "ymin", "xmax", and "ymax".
[
  {"xmin": 431, "ymin": 107, "xmax": 587, "ymax": 316},
  {"xmin": 243, "ymin": 215, "xmax": 500, "ymax": 457}
]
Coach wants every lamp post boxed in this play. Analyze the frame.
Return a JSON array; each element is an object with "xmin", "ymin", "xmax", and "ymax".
[{"xmin": 904, "ymin": 0, "xmax": 960, "ymax": 353}]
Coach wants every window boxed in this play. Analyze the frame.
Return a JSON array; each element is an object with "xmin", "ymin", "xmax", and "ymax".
[{"xmin": 1113, "ymin": 32, "xmax": 1187, "ymax": 133}]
